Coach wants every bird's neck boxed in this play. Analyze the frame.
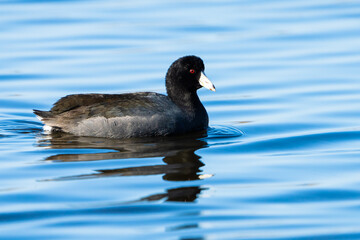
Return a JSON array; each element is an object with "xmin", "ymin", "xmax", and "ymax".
[{"xmin": 167, "ymin": 88, "xmax": 208, "ymax": 123}]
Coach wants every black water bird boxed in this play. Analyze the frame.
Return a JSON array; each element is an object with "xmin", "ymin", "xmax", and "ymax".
[{"xmin": 34, "ymin": 56, "xmax": 215, "ymax": 138}]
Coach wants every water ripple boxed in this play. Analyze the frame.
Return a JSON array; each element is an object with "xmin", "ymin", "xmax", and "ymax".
[
  {"xmin": 220, "ymin": 129, "xmax": 360, "ymax": 154},
  {"xmin": 207, "ymin": 125, "xmax": 243, "ymax": 139}
]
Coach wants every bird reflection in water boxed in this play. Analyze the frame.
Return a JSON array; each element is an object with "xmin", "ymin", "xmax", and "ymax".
[{"xmin": 37, "ymin": 131, "xmax": 212, "ymax": 202}]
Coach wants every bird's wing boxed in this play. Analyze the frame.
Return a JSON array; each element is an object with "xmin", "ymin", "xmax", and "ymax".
[{"xmin": 49, "ymin": 92, "xmax": 171, "ymax": 116}]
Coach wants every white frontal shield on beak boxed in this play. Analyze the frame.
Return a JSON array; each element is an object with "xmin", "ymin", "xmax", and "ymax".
[{"xmin": 199, "ymin": 72, "xmax": 216, "ymax": 92}]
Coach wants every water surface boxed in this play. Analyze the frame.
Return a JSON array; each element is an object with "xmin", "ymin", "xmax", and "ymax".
[{"xmin": 1, "ymin": 0, "xmax": 360, "ymax": 239}]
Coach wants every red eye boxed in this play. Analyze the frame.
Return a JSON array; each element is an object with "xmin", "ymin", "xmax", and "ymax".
[{"xmin": 189, "ymin": 69, "xmax": 195, "ymax": 74}]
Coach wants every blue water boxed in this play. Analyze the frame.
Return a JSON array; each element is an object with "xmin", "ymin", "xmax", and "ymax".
[{"xmin": 1, "ymin": 0, "xmax": 360, "ymax": 239}]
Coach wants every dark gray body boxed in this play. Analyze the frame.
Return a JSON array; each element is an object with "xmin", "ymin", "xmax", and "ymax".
[
  {"xmin": 34, "ymin": 92, "xmax": 208, "ymax": 138},
  {"xmin": 34, "ymin": 56, "xmax": 213, "ymax": 139}
]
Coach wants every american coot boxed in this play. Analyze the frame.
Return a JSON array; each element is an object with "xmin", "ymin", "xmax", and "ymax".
[{"xmin": 34, "ymin": 55, "xmax": 215, "ymax": 138}]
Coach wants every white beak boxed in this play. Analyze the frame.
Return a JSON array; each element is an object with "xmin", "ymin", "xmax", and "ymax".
[{"xmin": 199, "ymin": 72, "xmax": 216, "ymax": 92}]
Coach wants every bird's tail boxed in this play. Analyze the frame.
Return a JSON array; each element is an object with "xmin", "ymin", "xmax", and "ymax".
[{"xmin": 33, "ymin": 109, "xmax": 53, "ymax": 121}]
